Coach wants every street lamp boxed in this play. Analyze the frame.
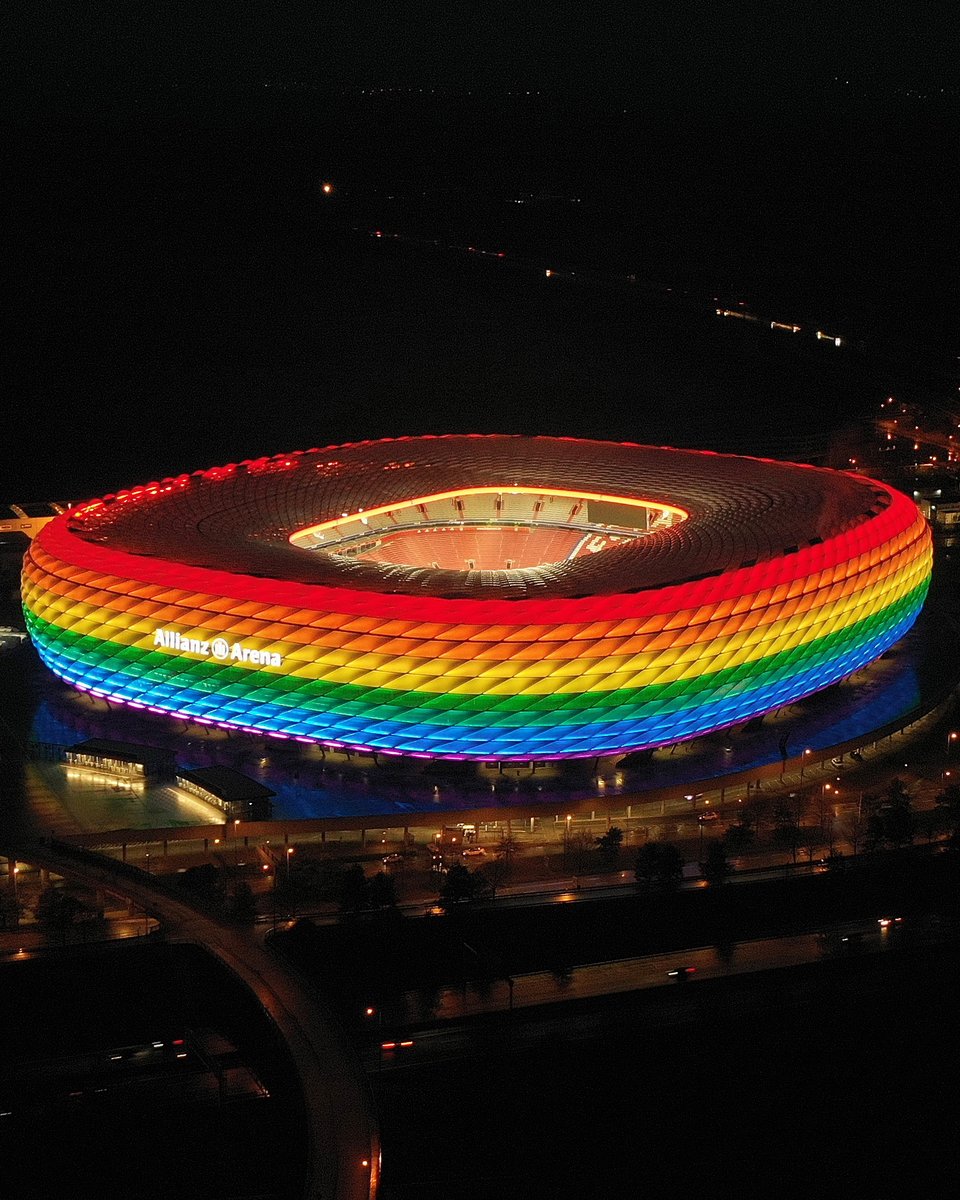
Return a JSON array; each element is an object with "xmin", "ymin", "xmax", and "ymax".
[
  {"xmin": 948, "ymin": 732, "xmax": 958, "ymax": 756},
  {"xmin": 365, "ymin": 1005, "xmax": 383, "ymax": 1074},
  {"xmin": 800, "ymin": 748, "xmax": 812, "ymax": 781},
  {"xmin": 285, "ymin": 846, "xmax": 294, "ymax": 879}
]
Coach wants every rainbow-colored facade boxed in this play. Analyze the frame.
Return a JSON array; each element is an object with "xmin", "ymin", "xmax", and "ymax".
[{"xmin": 22, "ymin": 436, "xmax": 932, "ymax": 760}]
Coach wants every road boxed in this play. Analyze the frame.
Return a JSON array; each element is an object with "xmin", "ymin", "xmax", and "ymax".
[
  {"xmin": 397, "ymin": 919, "xmax": 895, "ymax": 1025},
  {"xmin": 368, "ymin": 916, "xmax": 920, "ymax": 1073},
  {"xmin": 3, "ymin": 839, "xmax": 381, "ymax": 1200}
]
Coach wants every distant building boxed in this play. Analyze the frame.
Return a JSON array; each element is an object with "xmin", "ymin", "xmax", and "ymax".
[
  {"xmin": 907, "ymin": 469, "xmax": 960, "ymax": 542},
  {"xmin": 924, "ymin": 499, "xmax": 960, "ymax": 551},
  {"xmin": 176, "ymin": 766, "xmax": 274, "ymax": 820},
  {"xmin": 0, "ymin": 501, "xmax": 71, "ymax": 542},
  {"xmin": 1, "ymin": 501, "xmax": 72, "ymax": 594},
  {"xmin": 929, "ymin": 502, "xmax": 960, "ymax": 528}
]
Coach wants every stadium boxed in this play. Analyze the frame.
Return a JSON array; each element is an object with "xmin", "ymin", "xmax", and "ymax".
[{"xmin": 22, "ymin": 435, "xmax": 932, "ymax": 761}]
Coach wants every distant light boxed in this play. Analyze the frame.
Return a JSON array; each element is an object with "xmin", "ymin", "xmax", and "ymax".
[
  {"xmin": 321, "ymin": 182, "xmax": 333, "ymax": 195},
  {"xmin": 544, "ymin": 269, "xmax": 553, "ymax": 278}
]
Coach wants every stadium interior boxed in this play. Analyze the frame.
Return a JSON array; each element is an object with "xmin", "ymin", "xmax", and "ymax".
[{"xmin": 291, "ymin": 488, "xmax": 683, "ymax": 572}]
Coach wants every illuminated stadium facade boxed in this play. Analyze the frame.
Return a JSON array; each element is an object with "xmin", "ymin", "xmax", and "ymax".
[{"xmin": 22, "ymin": 436, "xmax": 932, "ymax": 761}]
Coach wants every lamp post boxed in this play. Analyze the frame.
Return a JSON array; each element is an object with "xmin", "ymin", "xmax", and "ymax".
[
  {"xmin": 818, "ymin": 783, "xmax": 833, "ymax": 846},
  {"xmin": 12, "ymin": 865, "xmax": 20, "ymax": 928},
  {"xmin": 948, "ymin": 732, "xmax": 958, "ymax": 757},
  {"xmin": 365, "ymin": 1005, "xmax": 383, "ymax": 1075}
]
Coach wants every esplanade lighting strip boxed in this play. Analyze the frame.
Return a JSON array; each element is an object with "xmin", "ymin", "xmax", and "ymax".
[{"xmin": 22, "ymin": 435, "xmax": 932, "ymax": 760}]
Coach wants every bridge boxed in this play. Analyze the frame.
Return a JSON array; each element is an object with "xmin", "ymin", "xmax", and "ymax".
[{"xmin": 3, "ymin": 836, "xmax": 380, "ymax": 1200}]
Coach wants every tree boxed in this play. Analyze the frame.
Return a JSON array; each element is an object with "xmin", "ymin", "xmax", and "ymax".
[
  {"xmin": 367, "ymin": 871, "xmax": 398, "ymax": 910},
  {"xmin": 336, "ymin": 863, "xmax": 369, "ymax": 913},
  {"xmin": 840, "ymin": 807, "xmax": 869, "ymax": 856},
  {"xmin": 228, "ymin": 880, "xmax": 257, "ymax": 924},
  {"xmin": 0, "ymin": 890, "xmax": 22, "ymax": 931},
  {"xmin": 885, "ymin": 777, "xmax": 912, "ymax": 809},
  {"xmin": 567, "ymin": 829, "xmax": 594, "ymax": 879},
  {"xmin": 933, "ymin": 783, "xmax": 960, "ymax": 839},
  {"xmin": 178, "ymin": 863, "xmax": 225, "ymax": 905},
  {"xmin": 634, "ymin": 842, "xmax": 684, "ymax": 892},
  {"xmin": 36, "ymin": 888, "xmax": 86, "ymax": 939},
  {"xmin": 479, "ymin": 857, "xmax": 509, "ymax": 898},
  {"xmin": 740, "ymin": 796, "xmax": 771, "ymax": 839},
  {"xmin": 439, "ymin": 861, "xmax": 486, "ymax": 907},
  {"xmin": 871, "ymin": 804, "xmax": 917, "ymax": 849},
  {"xmin": 273, "ymin": 861, "xmax": 313, "ymax": 918},
  {"xmin": 595, "ymin": 827, "xmax": 624, "ymax": 867},
  {"xmin": 774, "ymin": 792, "xmax": 806, "ymax": 828},
  {"xmin": 772, "ymin": 822, "xmax": 802, "ymax": 864},
  {"xmin": 701, "ymin": 841, "xmax": 730, "ymax": 887},
  {"xmin": 863, "ymin": 779, "xmax": 916, "ymax": 850},
  {"xmin": 723, "ymin": 822, "xmax": 755, "ymax": 856},
  {"xmin": 494, "ymin": 835, "xmax": 521, "ymax": 881},
  {"xmin": 799, "ymin": 825, "xmax": 826, "ymax": 863}
]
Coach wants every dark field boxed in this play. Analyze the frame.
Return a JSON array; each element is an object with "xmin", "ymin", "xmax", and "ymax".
[
  {"xmin": 275, "ymin": 850, "xmax": 960, "ymax": 1199},
  {"xmin": 6, "ymin": 88, "xmax": 958, "ymax": 502},
  {"xmin": 373, "ymin": 944, "xmax": 960, "ymax": 1200},
  {"xmin": 5, "ymin": 77, "xmax": 960, "ymax": 1200},
  {"xmin": 0, "ymin": 942, "xmax": 306, "ymax": 1200}
]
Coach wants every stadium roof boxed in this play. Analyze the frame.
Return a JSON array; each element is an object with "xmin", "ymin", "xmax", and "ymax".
[{"xmin": 58, "ymin": 435, "xmax": 892, "ymax": 602}]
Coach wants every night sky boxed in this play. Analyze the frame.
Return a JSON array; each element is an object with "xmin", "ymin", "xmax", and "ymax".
[
  {"xmin": 5, "ymin": 4, "xmax": 959, "ymax": 501},
  {"xmin": 8, "ymin": 3, "xmax": 959, "ymax": 99}
]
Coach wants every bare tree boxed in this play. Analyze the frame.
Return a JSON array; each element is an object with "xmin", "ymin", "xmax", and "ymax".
[
  {"xmin": 839, "ymin": 808, "xmax": 869, "ymax": 857},
  {"xmin": 495, "ymin": 835, "xmax": 521, "ymax": 880},
  {"xmin": 567, "ymin": 829, "xmax": 594, "ymax": 882}
]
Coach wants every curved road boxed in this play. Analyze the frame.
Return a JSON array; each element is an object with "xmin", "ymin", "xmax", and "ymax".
[{"xmin": 5, "ymin": 838, "xmax": 380, "ymax": 1200}]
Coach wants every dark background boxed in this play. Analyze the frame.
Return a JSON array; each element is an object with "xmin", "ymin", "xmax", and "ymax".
[
  {"xmin": 4, "ymin": 11, "xmax": 960, "ymax": 1193},
  {"xmin": 5, "ymin": 4, "xmax": 959, "ymax": 501}
]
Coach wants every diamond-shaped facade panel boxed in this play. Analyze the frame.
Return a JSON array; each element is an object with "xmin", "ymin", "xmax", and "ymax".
[{"xmin": 22, "ymin": 436, "xmax": 931, "ymax": 760}]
